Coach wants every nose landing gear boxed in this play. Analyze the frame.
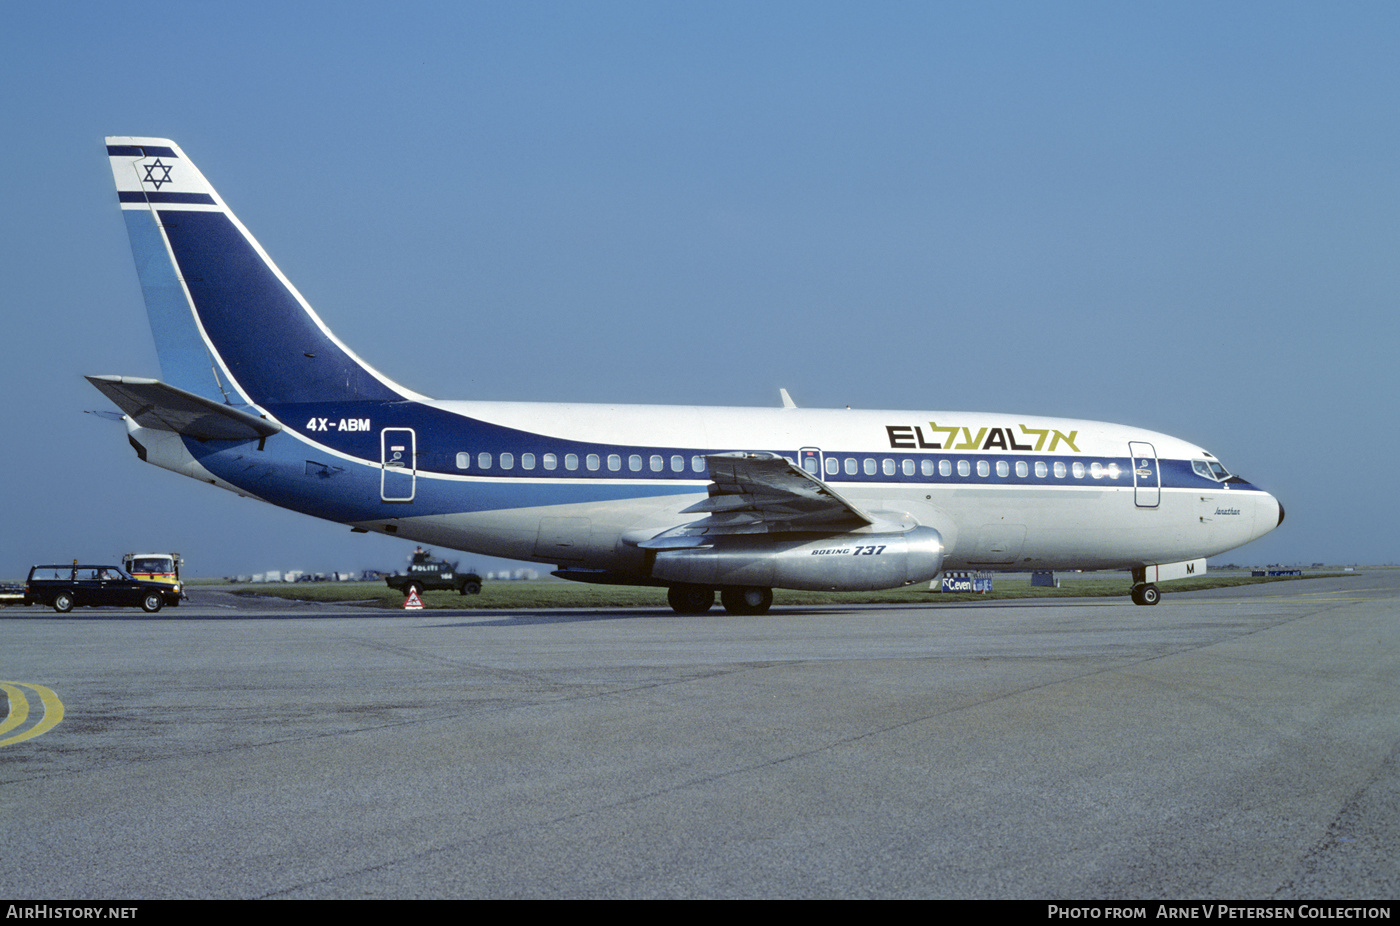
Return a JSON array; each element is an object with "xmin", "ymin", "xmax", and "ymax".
[{"xmin": 1130, "ymin": 582, "xmax": 1161, "ymax": 606}]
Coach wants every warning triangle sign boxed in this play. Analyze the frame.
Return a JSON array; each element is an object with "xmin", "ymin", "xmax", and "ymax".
[{"xmin": 403, "ymin": 588, "xmax": 425, "ymax": 610}]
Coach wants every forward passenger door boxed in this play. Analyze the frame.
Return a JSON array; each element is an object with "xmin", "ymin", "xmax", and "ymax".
[{"xmin": 1129, "ymin": 441, "xmax": 1160, "ymax": 508}]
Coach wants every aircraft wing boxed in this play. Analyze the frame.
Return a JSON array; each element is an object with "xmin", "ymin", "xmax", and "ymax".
[
  {"xmin": 639, "ymin": 452, "xmax": 874, "ymax": 548},
  {"xmin": 86, "ymin": 375, "xmax": 281, "ymax": 441}
]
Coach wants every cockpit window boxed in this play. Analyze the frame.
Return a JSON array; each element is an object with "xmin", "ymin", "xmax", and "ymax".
[{"xmin": 1192, "ymin": 459, "xmax": 1232, "ymax": 481}]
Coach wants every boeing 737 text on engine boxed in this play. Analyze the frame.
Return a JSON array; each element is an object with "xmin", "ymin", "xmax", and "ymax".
[{"xmin": 90, "ymin": 138, "xmax": 1284, "ymax": 613}]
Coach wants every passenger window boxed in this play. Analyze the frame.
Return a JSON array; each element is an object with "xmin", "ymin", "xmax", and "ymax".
[
  {"xmin": 628, "ymin": 454, "xmax": 641, "ymax": 472},
  {"xmin": 565, "ymin": 454, "xmax": 579, "ymax": 471},
  {"xmin": 607, "ymin": 454, "xmax": 621, "ymax": 471},
  {"xmin": 957, "ymin": 460, "xmax": 970, "ymax": 477},
  {"xmin": 692, "ymin": 456, "xmax": 705, "ymax": 473},
  {"xmin": 845, "ymin": 458, "xmax": 857, "ymax": 475},
  {"xmin": 650, "ymin": 454, "xmax": 663, "ymax": 472},
  {"xmin": 826, "ymin": 458, "xmax": 840, "ymax": 476},
  {"xmin": 882, "ymin": 459, "xmax": 895, "ymax": 476},
  {"xmin": 671, "ymin": 455, "xmax": 684, "ymax": 472},
  {"xmin": 1107, "ymin": 463, "xmax": 1120, "ymax": 479},
  {"xmin": 1072, "ymin": 462, "xmax": 1086, "ymax": 479},
  {"xmin": 939, "ymin": 460, "xmax": 952, "ymax": 477},
  {"xmin": 1054, "ymin": 461, "xmax": 1066, "ymax": 478},
  {"xmin": 921, "ymin": 459, "xmax": 934, "ymax": 477},
  {"xmin": 977, "ymin": 461, "xmax": 990, "ymax": 477},
  {"xmin": 864, "ymin": 458, "xmax": 877, "ymax": 475},
  {"xmin": 902, "ymin": 459, "xmax": 915, "ymax": 476},
  {"xmin": 587, "ymin": 454, "xmax": 601, "ymax": 471},
  {"xmin": 1015, "ymin": 460, "xmax": 1028, "ymax": 478},
  {"xmin": 544, "ymin": 453, "xmax": 558, "ymax": 471},
  {"xmin": 1090, "ymin": 462, "xmax": 1104, "ymax": 479},
  {"xmin": 522, "ymin": 453, "xmax": 536, "ymax": 470},
  {"xmin": 477, "ymin": 452, "xmax": 492, "ymax": 469},
  {"xmin": 456, "ymin": 452, "xmax": 470, "ymax": 470},
  {"xmin": 996, "ymin": 460, "xmax": 1009, "ymax": 477},
  {"xmin": 1035, "ymin": 461, "xmax": 1048, "ymax": 478},
  {"xmin": 500, "ymin": 452, "xmax": 514, "ymax": 470}
]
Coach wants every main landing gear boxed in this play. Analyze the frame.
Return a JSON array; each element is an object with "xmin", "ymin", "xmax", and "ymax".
[{"xmin": 666, "ymin": 584, "xmax": 774, "ymax": 615}]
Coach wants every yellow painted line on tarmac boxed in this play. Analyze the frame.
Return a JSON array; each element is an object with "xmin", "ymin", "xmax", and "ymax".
[
  {"xmin": 0, "ymin": 683, "xmax": 29, "ymax": 737},
  {"xmin": 0, "ymin": 681, "xmax": 64, "ymax": 746}
]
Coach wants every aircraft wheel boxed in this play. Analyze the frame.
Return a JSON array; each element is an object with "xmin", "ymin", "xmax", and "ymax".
[
  {"xmin": 53, "ymin": 591, "xmax": 74, "ymax": 613},
  {"xmin": 141, "ymin": 591, "xmax": 164, "ymax": 613},
  {"xmin": 667, "ymin": 584, "xmax": 714, "ymax": 615},
  {"xmin": 1131, "ymin": 583, "xmax": 1161, "ymax": 606},
  {"xmin": 720, "ymin": 586, "xmax": 773, "ymax": 615}
]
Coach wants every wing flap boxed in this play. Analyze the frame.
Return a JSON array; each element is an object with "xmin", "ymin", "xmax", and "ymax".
[
  {"xmin": 639, "ymin": 452, "xmax": 873, "ymax": 547},
  {"xmin": 86, "ymin": 375, "xmax": 281, "ymax": 441}
]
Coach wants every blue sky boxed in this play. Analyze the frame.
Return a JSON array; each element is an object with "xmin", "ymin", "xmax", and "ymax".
[{"xmin": 2, "ymin": 1, "xmax": 1395, "ymax": 579}]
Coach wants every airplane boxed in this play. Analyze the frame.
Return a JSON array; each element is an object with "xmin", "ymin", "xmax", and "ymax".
[{"xmin": 90, "ymin": 137, "xmax": 1284, "ymax": 613}]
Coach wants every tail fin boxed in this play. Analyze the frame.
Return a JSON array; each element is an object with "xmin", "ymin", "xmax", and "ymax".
[{"xmin": 106, "ymin": 137, "xmax": 419, "ymax": 408}]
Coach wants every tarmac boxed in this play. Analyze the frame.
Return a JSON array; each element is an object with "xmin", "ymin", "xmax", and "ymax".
[{"xmin": 2, "ymin": 571, "xmax": 1397, "ymax": 899}]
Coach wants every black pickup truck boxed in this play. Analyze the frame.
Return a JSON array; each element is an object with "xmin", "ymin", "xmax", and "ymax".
[
  {"xmin": 384, "ymin": 550, "xmax": 482, "ymax": 597},
  {"xmin": 25, "ymin": 564, "xmax": 182, "ymax": 613}
]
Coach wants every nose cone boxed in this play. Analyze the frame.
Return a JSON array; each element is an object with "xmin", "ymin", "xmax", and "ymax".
[
  {"xmin": 1232, "ymin": 476, "xmax": 1284, "ymax": 539},
  {"xmin": 1255, "ymin": 490, "xmax": 1284, "ymax": 540}
]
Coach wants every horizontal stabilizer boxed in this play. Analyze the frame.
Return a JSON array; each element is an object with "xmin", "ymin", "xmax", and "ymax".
[{"xmin": 86, "ymin": 375, "xmax": 281, "ymax": 441}]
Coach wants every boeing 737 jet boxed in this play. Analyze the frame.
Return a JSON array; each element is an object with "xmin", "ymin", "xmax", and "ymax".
[{"xmin": 90, "ymin": 137, "xmax": 1284, "ymax": 613}]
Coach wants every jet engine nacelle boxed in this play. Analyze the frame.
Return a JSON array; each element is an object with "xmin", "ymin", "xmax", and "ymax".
[{"xmin": 650, "ymin": 526, "xmax": 945, "ymax": 592}]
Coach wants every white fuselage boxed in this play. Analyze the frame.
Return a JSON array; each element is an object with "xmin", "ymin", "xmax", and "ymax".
[{"xmin": 269, "ymin": 400, "xmax": 1278, "ymax": 577}]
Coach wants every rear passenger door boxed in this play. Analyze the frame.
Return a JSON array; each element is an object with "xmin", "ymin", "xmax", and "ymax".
[
  {"xmin": 72, "ymin": 567, "xmax": 104, "ymax": 606},
  {"xmin": 381, "ymin": 428, "xmax": 416, "ymax": 503}
]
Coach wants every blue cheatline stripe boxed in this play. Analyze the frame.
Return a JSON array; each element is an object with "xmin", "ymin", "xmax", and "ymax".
[
  {"xmin": 254, "ymin": 397, "xmax": 1254, "ymax": 493},
  {"xmin": 118, "ymin": 191, "xmax": 216, "ymax": 205},
  {"xmin": 185, "ymin": 423, "xmax": 1257, "ymax": 522},
  {"xmin": 159, "ymin": 210, "xmax": 400, "ymax": 406}
]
